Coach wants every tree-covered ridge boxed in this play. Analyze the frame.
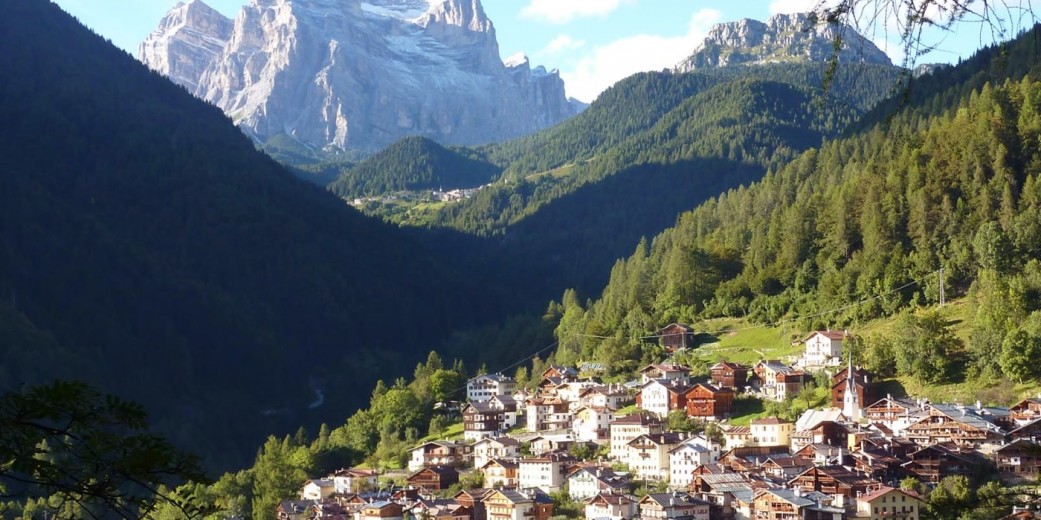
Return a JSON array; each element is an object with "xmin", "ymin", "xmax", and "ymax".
[
  {"xmin": 482, "ymin": 63, "xmax": 900, "ymax": 179},
  {"xmin": 0, "ymin": 0, "xmax": 498, "ymax": 470},
  {"xmin": 328, "ymin": 136, "xmax": 502, "ymax": 198},
  {"xmin": 551, "ymin": 73, "xmax": 1041, "ymax": 383}
]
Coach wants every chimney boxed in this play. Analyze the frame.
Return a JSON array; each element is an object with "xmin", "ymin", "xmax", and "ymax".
[{"xmin": 976, "ymin": 400, "xmax": 983, "ymax": 411}]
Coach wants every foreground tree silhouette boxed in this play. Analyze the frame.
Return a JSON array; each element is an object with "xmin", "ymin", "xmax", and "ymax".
[{"xmin": 0, "ymin": 381, "xmax": 213, "ymax": 519}]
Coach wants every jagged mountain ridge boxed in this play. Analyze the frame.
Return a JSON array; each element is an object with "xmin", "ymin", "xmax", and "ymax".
[
  {"xmin": 141, "ymin": 0, "xmax": 582, "ymax": 153},
  {"xmin": 676, "ymin": 12, "xmax": 892, "ymax": 72}
]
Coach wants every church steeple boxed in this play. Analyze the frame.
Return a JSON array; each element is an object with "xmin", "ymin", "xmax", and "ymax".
[{"xmin": 843, "ymin": 353, "xmax": 861, "ymax": 422}]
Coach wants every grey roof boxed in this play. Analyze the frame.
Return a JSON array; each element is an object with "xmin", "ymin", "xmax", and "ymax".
[
  {"xmin": 759, "ymin": 489, "xmax": 814, "ymax": 508},
  {"xmin": 928, "ymin": 404, "xmax": 1006, "ymax": 434}
]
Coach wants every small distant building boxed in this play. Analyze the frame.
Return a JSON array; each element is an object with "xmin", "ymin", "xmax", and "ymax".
[
  {"xmin": 831, "ymin": 364, "xmax": 877, "ymax": 421},
  {"xmin": 518, "ymin": 453, "xmax": 576, "ymax": 493},
  {"xmin": 407, "ymin": 466, "xmax": 460, "ymax": 492},
  {"xmin": 639, "ymin": 363, "xmax": 692, "ymax": 385},
  {"xmin": 626, "ymin": 432, "xmax": 686, "ymax": 481},
  {"xmin": 802, "ymin": 330, "xmax": 846, "ymax": 368},
  {"xmin": 995, "ymin": 438, "xmax": 1041, "ymax": 477},
  {"xmin": 584, "ymin": 492, "xmax": 637, "ymax": 520},
  {"xmin": 749, "ymin": 417, "xmax": 794, "ymax": 447},
  {"xmin": 526, "ymin": 396, "xmax": 571, "ymax": 432},
  {"xmin": 577, "ymin": 384, "xmax": 631, "ymax": 410},
  {"xmin": 408, "ymin": 441, "xmax": 472, "ymax": 471},
  {"xmin": 359, "ymin": 501, "xmax": 404, "ymax": 520},
  {"xmin": 473, "ymin": 436, "xmax": 520, "ymax": 468},
  {"xmin": 856, "ymin": 486, "xmax": 925, "ymax": 520},
  {"xmin": 751, "ymin": 360, "xmax": 810, "ymax": 401},
  {"xmin": 637, "ymin": 492, "xmax": 711, "ymax": 520},
  {"xmin": 656, "ymin": 323, "xmax": 696, "ymax": 352},
  {"xmin": 609, "ymin": 413, "xmax": 663, "ymax": 460},
  {"xmin": 467, "ymin": 373, "xmax": 517, "ymax": 403},
  {"xmin": 541, "ymin": 365, "xmax": 580, "ymax": 381},
  {"xmin": 684, "ymin": 383, "xmax": 735, "ymax": 420},
  {"xmin": 566, "ymin": 466, "xmax": 631, "ymax": 500},
  {"xmin": 637, "ymin": 379, "xmax": 690, "ymax": 417},
  {"xmin": 709, "ymin": 362, "xmax": 748, "ymax": 390},
  {"xmin": 480, "ymin": 459, "xmax": 520, "ymax": 488},
  {"xmin": 331, "ymin": 467, "xmax": 378, "ymax": 495},
  {"xmin": 901, "ymin": 444, "xmax": 985, "ymax": 484},
  {"xmin": 572, "ymin": 405, "xmax": 614, "ymax": 442},
  {"xmin": 300, "ymin": 479, "xmax": 335, "ymax": 500},
  {"xmin": 482, "ymin": 488, "xmax": 554, "ymax": 520},
  {"xmin": 669, "ymin": 436, "xmax": 722, "ymax": 487}
]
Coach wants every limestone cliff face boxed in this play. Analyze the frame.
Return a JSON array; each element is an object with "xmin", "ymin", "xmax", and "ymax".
[
  {"xmin": 139, "ymin": 0, "xmax": 233, "ymax": 93},
  {"xmin": 140, "ymin": 0, "xmax": 580, "ymax": 152},
  {"xmin": 676, "ymin": 13, "xmax": 892, "ymax": 72}
]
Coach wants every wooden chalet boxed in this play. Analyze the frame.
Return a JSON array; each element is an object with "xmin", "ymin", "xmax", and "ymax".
[
  {"xmin": 995, "ymin": 438, "xmax": 1041, "ymax": 478},
  {"xmin": 684, "ymin": 383, "xmax": 735, "ymax": 419},
  {"xmin": 787, "ymin": 465, "xmax": 876, "ymax": 502},
  {"xmin": 359, "ymin": 501, "xmax": 404, "ymax": 520},
  {"xmin": 752, "ymin": 489, "xmax": 845, "ymax": 520},
  {"xmin": 464, "ymin": 401, "xmax": 507, "ymax": 440},
  {"xmin": 830, "ymin": 366, "xmax": 878, "ymax": 410},
  {"xmin": 709, "ymin": 361, "xmax": 748, "ymax": 390},
  {"xmin": 407, "ymin": 466, "xmax": 460, "ymax": 491},
  {"xmin": 1011, "ymin": 398, "xmax": 1041, "ymax": 425},
  {"xmin": 656, "ymin": 323, "xmax": 696, "ymax": 352},
  {"xmin": 454, "ymin": 489, "xmax": 493, "ymax": 520},
  {"xmin": 541, "ymin": 365, "xmax": 579, "ymax": 381},
  {"xmin": 901, "ymin": 444, "xmax": 984, "ymax": 484},
  {"xmin": 904, "ymin": 404, "xmax": 1005, "ymax": 448},
  {"xmin": 1010, "ymin": 417, "xmax": 1041, "ymax": 441}
]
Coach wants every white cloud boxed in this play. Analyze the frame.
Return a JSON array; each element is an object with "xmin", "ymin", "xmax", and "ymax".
[
  {"xmin": 560, "ymin": 9, "xmax": 722, "ymax": 103},
  {"xmin": 541, "ymin": 35, "xmax": 586, "ymax": 55},
  {"xmin": 520, "ymin": 0, "xmax": 634, "ymax": 25}
]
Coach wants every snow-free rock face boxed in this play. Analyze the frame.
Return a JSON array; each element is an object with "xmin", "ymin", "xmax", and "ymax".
[
  {"xmin": 139, "ymin": 0, "xmax": 233, "ymax": 93},
  {"xmin": 675, "ymin": 13, "xmax": 892, "ymax": 72},
  {"xmin": 141, "ymin": 0, "xmax": 581, "ymax": 152}
]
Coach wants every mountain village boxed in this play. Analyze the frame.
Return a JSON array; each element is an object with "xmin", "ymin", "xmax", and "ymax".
[{"xmin": 278, "ymin": 328, "xmax": 1041, "ymax": 520}]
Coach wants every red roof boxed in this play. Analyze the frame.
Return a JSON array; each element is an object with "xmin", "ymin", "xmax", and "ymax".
[{"xmin": 804, "ymin": 330, "xmax": 845, "ymax": 341}]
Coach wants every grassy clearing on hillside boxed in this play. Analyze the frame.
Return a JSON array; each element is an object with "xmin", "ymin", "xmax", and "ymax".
[
  {"xmin": 418, "ymin": 420, "xmax": 464, "ymax": 443},
  {"xmin": 687, "ymin": 318, "xmax": 803, "ymax": 365}
]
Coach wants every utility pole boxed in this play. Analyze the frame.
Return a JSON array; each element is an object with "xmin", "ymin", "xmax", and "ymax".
[{"xmin": 938, "ymin": 268, "xmax": 945, "ymax": 308}]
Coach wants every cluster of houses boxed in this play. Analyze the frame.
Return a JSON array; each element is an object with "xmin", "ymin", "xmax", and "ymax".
[{"xmin": 278, "ymin": 327, "xmax": 1041, "ymax": 520}]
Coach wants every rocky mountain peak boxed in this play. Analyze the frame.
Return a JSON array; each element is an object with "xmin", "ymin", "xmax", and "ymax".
[
  {"xmin": 140, "ymin": 0, "xmax": 578, "ymax": 154},
  {"xmin": 139, "ymin": 0, "xmax": 233, "ymax": 92},
  {"xmin": 675, "ymin": 12, "xmax": 892, "ymax": 72}
]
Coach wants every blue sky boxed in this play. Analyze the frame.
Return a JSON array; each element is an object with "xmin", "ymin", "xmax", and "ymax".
[{"xmin": 54, "ymin": 0, "xmax": 1024, "ymax": 102}]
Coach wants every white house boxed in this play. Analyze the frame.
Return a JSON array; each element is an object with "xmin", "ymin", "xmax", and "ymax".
[
  {"xmin": 518, "ymin": 453, "xmax": 576, "ymax": 493},
  {"xmin": 331, "ymin": 468, "xmax": 377, "ymax": 494},
  {"xmin": 637, "ymin": 379, "xmax": 688, "ymax": 418},
  {"xmin": 585, "ymin": 492, "xmax": 638, "ymax": 520},
  {"xmin": 627, "ymin": 433, "xmax": 685, "ymax": 481},
  {"xmin": 467, "ymin": 373, "xmax": 517, "ymax": 402},
  {"xmin": 572, "ymin": 405, "xmax": 614, "ymax": 443},
  {"xmin": 300, "ymin": 479, "xmax": 335, "ymax": 500},
  {"xmin": 609, "ymin": 414, "xmax": 663, "ymax": 460},
  {"xmin": 668, "ymin": 436, "xmax": 722, "ymax": 487},
  {"xmin": 473, "ymin": 436, "xmax": 520, "ymax": 469},
  {"xmin": 566, "ymin": 467, "xmax": 631, "ymax": 500},
  {"xmin": 578, "ymin": 385, "xmax": 631, "ymax": 410},
  {"xmin": 802, "ymin": 331, "xmax": 845, "ymax": 368}
]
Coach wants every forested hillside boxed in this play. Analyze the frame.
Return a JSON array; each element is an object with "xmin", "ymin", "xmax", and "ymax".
[
  {"xmin": 0, "ymin": 0, "xmax": 499, "ymax": 470},
  {"xmin": 550, "ymin": 30, "xmax": 1041, "ymax": 388},
  {"xmin": 328, "ymin": 137, "xmax": 501, "ymax": 198},
  {"xmin": 402, "ymin": 70, "xmax": 900, "ymax": 312}
]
